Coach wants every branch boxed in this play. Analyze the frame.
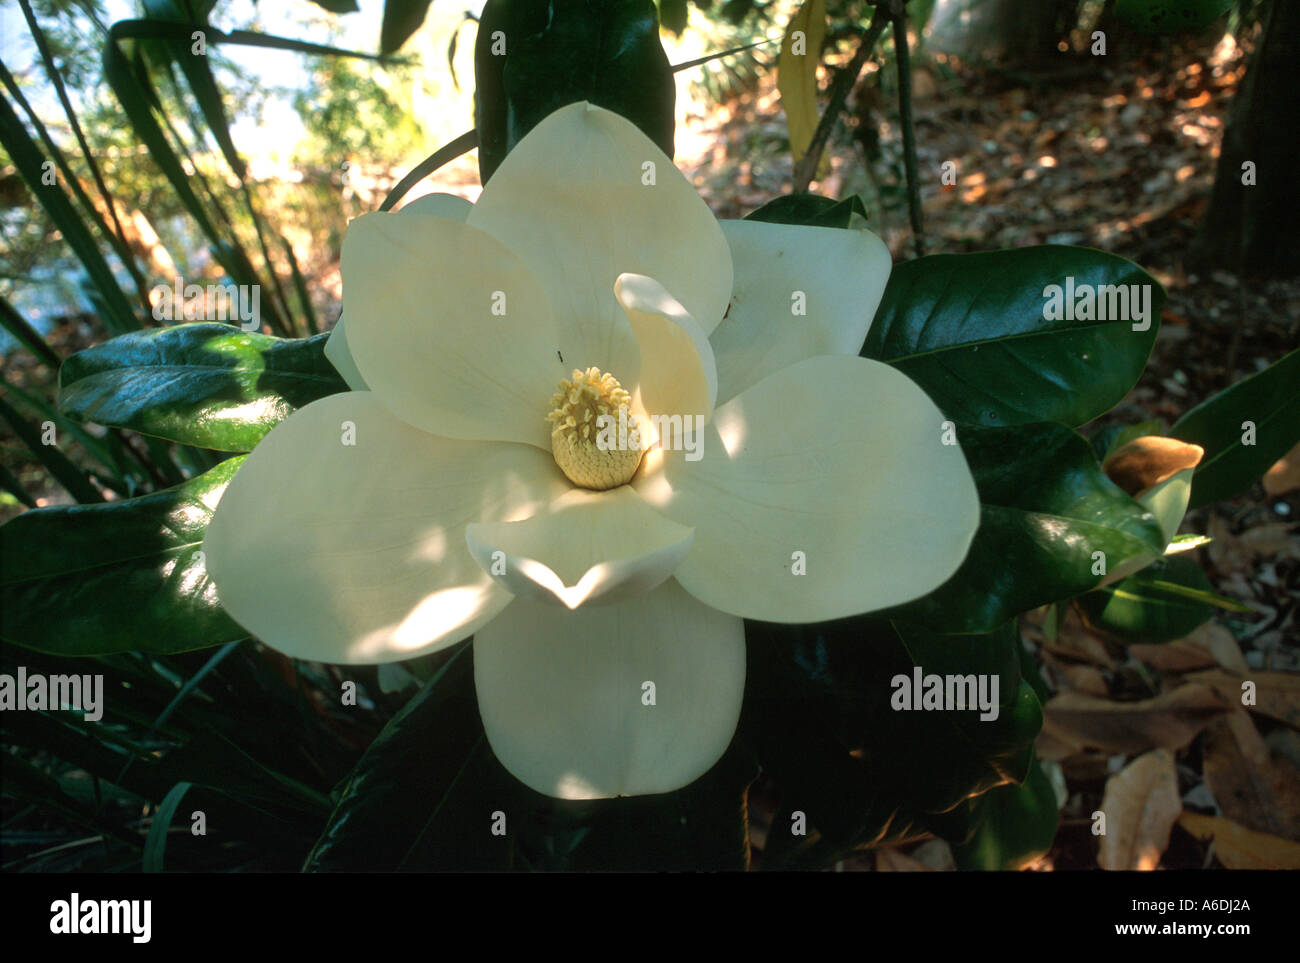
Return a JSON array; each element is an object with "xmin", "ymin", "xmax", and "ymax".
[
  {"xmin": 890, "ymin": 0, "xmax": 925, "ymax": 256},
  {"xmin": 792, "ymin": 2, "xmax": 890, "ymax": 194}
]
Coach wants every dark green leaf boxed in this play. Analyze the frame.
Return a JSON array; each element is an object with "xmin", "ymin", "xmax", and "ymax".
[
  {"xmin": 1116, "ymin": 0, "xmax": 1233, "ymax": 34},
  {"xmin": 0, "ymin": 394, "xmax": 104, "ymax": 504},
  {"xmin": 658, "ymin": 0, "xmax": 689, "ymax": 34},
  {"xmin": 381, "ymin": 0, "xmax": 434, "ymax": 54},
  {"xmin": 58, "ymin": 325, "xmax": 349, "ymax": 452},
  {"xmin": 745, "ymin": 616, "xmax": 1041, "ymax": 868},
  {"xmin": 889, "ymin": 422, "xmax": 1168, "ymax": 633},
  {"xmin": 476, "ymin": 0, "xmax": 674, "ymax": 183},
  {"xmin": 1076, "ymin": 555, "xmax": 1217, "ymax": 645},
  {"xmin": 143, "ymin": 781, "xmax": 192, "ymax": 872},
  {"xmin": 864, "ymin": 247, "xmax": 1163, "ymax": 427},
  {"xmin": 0, "ymin": 456, "xmax": 247, "ymax": 655},
  {"xmin": 1171, "ymin": 347, "xmax": 1300, "ymax": 509},
  {"xmin": 744, "ymin": 192, "xmax": 868, "ymax": 228},
  {"xmin": 951, "ymin": 755, "xmax": 1058, "ymax": 870}
]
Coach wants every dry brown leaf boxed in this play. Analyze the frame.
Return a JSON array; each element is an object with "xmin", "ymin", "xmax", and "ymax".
[
  {"xmin": 1177, "ymin": 812, "xmax": 1300, "ymax": 869},
  {"xmin": 1102, "ymin": 436, "xmax": 1204, "ymax": 495},
  {"xmin": 1262, "ymin": 441, "xmax": 1300, "ymax": 496},
  {"xmin": 1185, "ymin": 623, "xmax": 1249, "ymax": 674},
  {"xmin": 1129, "ymin": 639, "xmax": 1218, "ymax": 673},
  {"xmin": 1041, "ymin": 684, "xmax": 1229, "ymax": 755},
  {"xmin": 1202, "ymin": 711, "xmax": 1300, "ymax": 842},
  {"xmin": 1097, "ymin": 749, "xmax": 1181, "ymax": 870},
  {"xmin": 1237, "ymin": 523, "xmax": 1300, "ymax": 561},
  {"xmin": 1041, "ymin": 612, "xmax": 1117, "ymax": 669},
  {"xmin": 875, "ymin": 848, "xmax": 934, "ymax": 872},
  {"xmin": 1043, "ymin": 652, "xmax": 1111, "ymax": 695},
  {"xmin": 1186, "ymin": 669, "xmax": 1300, "ymax": 729}
]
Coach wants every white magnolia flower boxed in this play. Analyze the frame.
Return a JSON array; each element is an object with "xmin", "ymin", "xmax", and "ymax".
[{"xmin": 203, "ymin": 103, "xmax": 980, "ymax": 800}]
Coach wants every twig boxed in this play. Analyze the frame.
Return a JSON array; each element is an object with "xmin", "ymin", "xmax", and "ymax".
[
  {"xmin": 890, "ymin": 0, "xmax": 925, "ymax": 257},
  {"xmin": 792, "ymin": 2, "xmax": 890, "ymax": 193}
]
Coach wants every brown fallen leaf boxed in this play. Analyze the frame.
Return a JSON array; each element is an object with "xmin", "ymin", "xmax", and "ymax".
[
  {"xmin": 1043, "ymin": 652, "xmax": 1111, "ymax": 696},
  {"xmin": 1186, "ymin": 669, "xmax": 1300, "ymax": 729},
  {"xmin": 1262, "ymin": 441, "xmax": 1300, "ymax": 497},
  {"xmin": 1041, "ymin": 684, "xmax": 1229, "ymax": 755},
  {"xmin": 1202, "ymin": 711, "xmax": 1300, "ymax": 842},
  {"xmin": 1129, "ymin": 639, "xmax": 1218, "ymax": 673},
  {"xmin": 1102, "ymin": 436, "xmax": 1204, "ymax": 496},
  {"xmin": 1177, "ymin": 812, "xmax": 1300, "ymax": 869},
  {"xmin": 1185, "ymin": 622, "xmax": 1249, "ymax": 674},
  {"xmin": 1040, "ymin": 610, "xmax": 1117, "ymax": 669},
  {"xmin": 1097, "ymin": 749, "xmax": 1181, "ymax": 870},
  {"xmin": 875, "ymin": 848, "xmax": 934, "ymax": 872}
]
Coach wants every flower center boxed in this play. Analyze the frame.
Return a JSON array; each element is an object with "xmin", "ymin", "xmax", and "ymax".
[{"xmin": 546, "ymin": 366, "xmax": 643, "ymax": 490}]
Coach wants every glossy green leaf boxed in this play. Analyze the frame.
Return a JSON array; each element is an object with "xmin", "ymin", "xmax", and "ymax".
[
  {"xmin": 381, "ymin": 0, "xmax": 434, "ymax": 54},
  {"xmin": 1076, "ymin": 555, "xmax": 1217, "ymax": 645},
  {"xmin": 1116, "ymin": 0, "xmax": 1233, "ymax": 34},
  {"xmin": 863, "ymin": 247, "xmax": 1163, "ymax": 427},
  {"xmin": 476, "ymin": 0, "xmax": 675, "ymax": 183},
  {"xmin": 1171, "ymin": 347, "xmax": 1300, "ymax": 509},
  {"xmin": 58, "ymin": 325, "xmax": 349, "ymax": 452},
  {"xmin": 951, "ymin": 756, "xmax": 1058, "ymax": 870},
  {"xmin": 744, "ymin": 192, "xmax": 868, "ymax": 229},
  {"xmin": 143, "ymin": 781, "xmax": 192, "ymax": 872},
  {"xmin": 745, "ymin": 617, "xmax": 1041, "ymax": 868},
  {"xmin": 0, "ymin": 456, "xmax": 247, "ymax": 655},
  {"xmin": 889, "ymin": 422, "xmax": 1168, "ymax": 633}
]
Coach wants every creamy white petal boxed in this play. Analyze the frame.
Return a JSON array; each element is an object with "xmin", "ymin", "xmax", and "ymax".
[
  {"xmin": 474, "ymin": 578, "xmax": 745, "ymax": 799},
  {"xmin": 203, "ymin": 391, "xmax": 567, "ymax": 664},
  {"xmin": 1139, "ymin": 467, "xmax": 1193, "ymax": 548},
  {"xmin": 397, "ymin": 192, "xmax": 473, "ymax": 221},
  {"xmin": 324, "ymin": 193, "xmax": 472, "ymax": 390},
  {"xmin": 324, "ymin": 317, "xmax": 369, "ymax": 391},
  {"xmin": 468, "ymin": 102, "xmax": 732, "ymax": 384},
  {"xmin": 342, "ymin": 211, "xmax": 574, "ymax": 447},
  {"xmin": 615, "ymin": 273, "xmax": 716, "ymax": 449},
  {"xmin": 710, "ymin": 219, "xmax": 892, "ymax": 406},
  {"xmin": 465, "ymin": 486, "xmax": 693, "ymax": 609},
  {"xmin": 636, "ymin": 355, "xmax": 980, "ymax": 622}
]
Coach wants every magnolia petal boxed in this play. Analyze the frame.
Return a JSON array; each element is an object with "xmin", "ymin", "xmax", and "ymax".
[
  {"xmin": 710, "ymin": 219, "xmax": 893, "ymax": 406},
  {"xmin": 1139, "ymin": 467, "xmax": 1193, "ymax": 548},
  {"xmin": 342, "ymin": 211, "xmax": 573, "ymax": 448},
  {"xmin": 1096, "ymin": 467, "xmax": 1197, "ymax": 587},
  {"xmin": 324, "ymin": 317, "xmax": 369, "ymax": 391},
  {"xmin": 615, "ymin": 273, "xmax": 717, "ymax": 448},
  {"xmin": 203, "ymin": 392, "xmax": 566, "ymax": 664},
  {"xmin": 397, "ymin": 192, "xmax": 473, "ymax": 221},
  {"xmin": 468, "ymin": 103, "xmax": 733, "ymax": 383},
  {"xmin": 465, "ymin": 486, "xmax": 693, "ymax": 609},
  {"xmin": 636, "ymin": 356, "xmax": 980, "ymax": 622},
  {"xmin": 473, "ymin": 578, "xmax": 745, "ymax": 799},
  {"xmin": 324, "ymin": 194, "xmax": 472, "ymax": 391}
]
